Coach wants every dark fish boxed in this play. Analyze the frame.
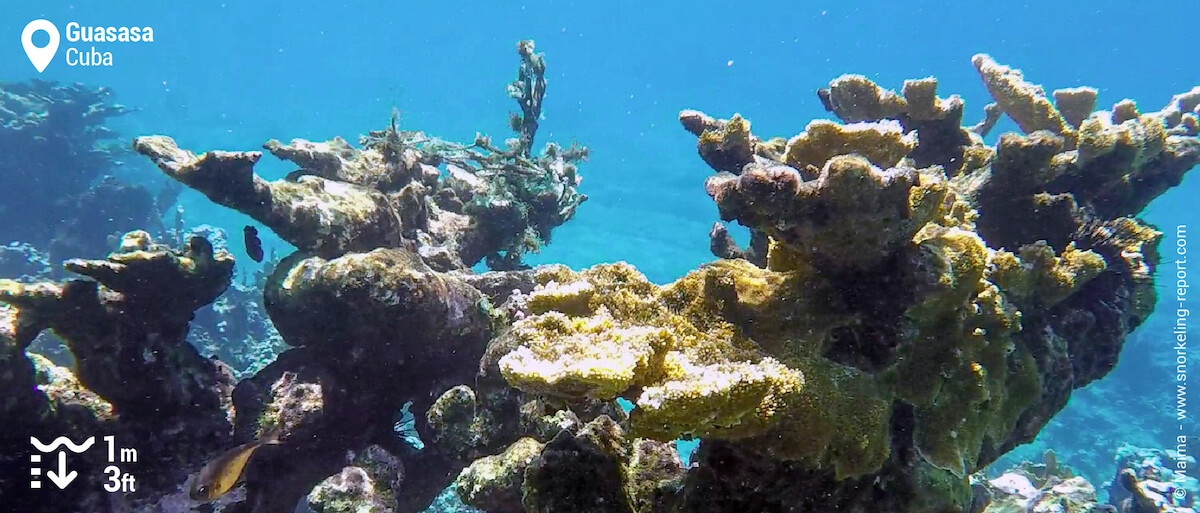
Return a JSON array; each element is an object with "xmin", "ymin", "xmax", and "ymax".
[
  {"xmin": 243, "ymin": 226, "xmax": 264, "ymax": 263},
  {"xmin": 189, "ymin": 426, "xmax": 281, "ymax": 501}
]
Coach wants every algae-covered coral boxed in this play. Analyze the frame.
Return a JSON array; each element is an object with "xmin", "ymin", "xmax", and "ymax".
[
  {"xmin": 491, "ymin": 53, "xmax": 1191, "ymax": 511},
  {"xmin": 134, "ymin": 42, "xmax": 585, "ymax": 273},
  {"xmin": 1, "ymin": 42, "xmax": 1194, "ymax": 513}
]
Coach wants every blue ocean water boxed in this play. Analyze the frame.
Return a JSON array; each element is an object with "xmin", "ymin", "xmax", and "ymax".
[
  {"xmin": 3, "ymin": 0, "xmax": 1199, "ymax": 506},
  {"xmin": 6, "ymin": 2, "xmax": 1196, "ymax": 278}
]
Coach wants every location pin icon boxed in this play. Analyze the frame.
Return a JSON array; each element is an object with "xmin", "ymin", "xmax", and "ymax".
[{"xmin": 22, "ymin": 20, "xmax": 60, "ymax": 73}]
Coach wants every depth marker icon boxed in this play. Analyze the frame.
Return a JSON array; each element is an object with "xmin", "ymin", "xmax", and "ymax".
[
  {"xmin": 30, "ymin": 454, "xmax": 42, "ymax": 489},
  {"xmin": 30, "ymin": 436, "xmax": 94, "ymax": 490}
]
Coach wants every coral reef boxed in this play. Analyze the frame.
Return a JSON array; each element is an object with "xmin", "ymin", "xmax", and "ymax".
[
  {"xmin": 979, "ymin": 314, "xmax": 1185, "ymax": 498},
  {"xmin": 0, "ymin": 80, "xmax": 170, "ymax": 264},
  {"xmin": 431, "ymin": 45, "xmax": 1190, "ymax": 506},
  {"xmin": 304, "ymin": 445, "xmax": 405, "ymax": 513},
  {"xmin": 192, "ymin": 281, "xmax": 287, "ymax": 379},
  {"xmin": 645, "ymin": 54, "xmax": 1187, "ymax": 510},
  {"xmin": 1, "ymin": 231, "xmax": 234, "ymax": 422},
  {"xmin": 2, "ymin": 304, "xmax": 115, "ymax": 513},
  {"xmin": 455, "ymin": 416, "xmax": 685, "ymax": 513},
  {"xmin": 164, "ymin": 223, "xmax": 287, "ymax": 378},
  {"xmin": 1107, "ymin": 444, "xmax": 1198, "ymax": 512},
  {"xmin": 0, "ymin": 231, "xmax": 236, "ymax": 511},
  {"xmin": 134, "ymin": 41, "xmax": 585, "ymax": 273},
  {"xmin": 968, "ymin": 54, "xmax": 1199, "ymax": 245},
  {"xmin": 975, "ymin": 446, "xmax": 1197, "ymax": 513},
  {"xmin": 219, "ymin": 246, "xmax": 493, "ymax": 512},
  {"xmin": 4, "ymin": 43, "xmax": 1195, "ymax": 513},
  {"xmin": 972, "ymin": 453, "xmax": 1101, "ymax": 513},
  {"xmin": 0, "ymin": 242, "xmax": 52, "ymax": 281},
  {"xmin": 38, "ymin": 41, "xmax": 582, "ymax": 513}
]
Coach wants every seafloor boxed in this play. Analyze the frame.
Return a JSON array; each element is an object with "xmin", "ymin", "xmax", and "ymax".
[{"xmin": 2, "ymin": 40, "xmax": 1199, "ymax": 513}]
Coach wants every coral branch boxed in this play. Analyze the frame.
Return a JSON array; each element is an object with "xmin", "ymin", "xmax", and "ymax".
[
  {"xmin": 135, "ymin": 42, "xmax": 585, "ymax": 272},
  {"xmin": 134, "ymin": 136, "xmax": 404, "ymax": 257},
  {"xmin": 0, "ymin": 231, "xmax": 236, "ymax": 507},
  {"xmin": 508, "ymin": 40, "xmax": 547, "ymax": 156},
  {"xmin": 971, "ymin": 54, "xmax": 1072, "ymax": 137}
]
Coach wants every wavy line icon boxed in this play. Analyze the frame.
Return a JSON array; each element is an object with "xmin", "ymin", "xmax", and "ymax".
[{"xmin": 30, "ymin": 436, "xmax": 95, "ymax": 453}]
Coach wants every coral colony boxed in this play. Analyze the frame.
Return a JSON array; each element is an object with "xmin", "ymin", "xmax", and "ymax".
[{"xmin": 3, "ymin": 40, "xmax": 1200, "ymax": 513}]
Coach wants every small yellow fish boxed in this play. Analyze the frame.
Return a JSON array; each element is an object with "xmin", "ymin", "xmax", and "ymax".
[{"xmin": 189, "ymin": 426, "xmax": 281, "ymax": 501}]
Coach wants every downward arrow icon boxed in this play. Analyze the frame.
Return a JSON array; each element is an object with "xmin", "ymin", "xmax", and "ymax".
[{"xmin": 46, "ymin": 451, "xmax": 77, "ymax": 489}]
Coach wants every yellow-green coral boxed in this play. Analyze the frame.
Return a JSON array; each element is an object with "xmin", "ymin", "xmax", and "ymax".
[
  {"xmin": 500, "ymin": 263, "xmax": 758, "ymax": 402},
  {"xmin": 29, "ymin": 352, "xmax": 115, "ymax": 421},
  {"xmin": 257, "ymin": 371, "xmax": 324, "ymax": 435},
  {"xmin": 455, "ymin": 437, "xmax": 544, "ymax": 510},
  {"xmin": 500, "ymin": 241, "xmax": 1053, "ymax": 479},
  {"xmin": 1077, "ymin": 217, "xmax": 1162, "ymax": 319},
  {"xmin": 764, "ymin": 237, "xmax": 811, "ymax": 273},
  {"xmin": 971, "ymin": 54, "xmax": 1072, "ymax": 138},
  {"xmin": 784, "ymin": 119, "xmax": 917, "ymax": 172},
  {"xmin": 631, "ymin": 353, "xmax": 803, "ymax": 440},
  {"xmin": 495, "ymin": 162, "xmax": 1137, "ymax": 482},
  {"xmin": 960, "ymin": 144, "xmax": 996, "ymax": 175},
  {"xmin": 901, "ymin": 77, "xmax": 949, "ymax": 121},
  {"xmin": 1076, "ymin": 111, "xmax": 1168, "ymax": 167},
  {"xmin": 911, "ymin": 168, "xmax": 978, "ymax": 232},
  {"xmin": 499, "ymin": 307, "xmax": 672, "ymax": 400},
  {"xmin": 696, "ymin": 113, "xmax": 756, "ymax": 172},
  {"xmin": 697, "ymin": 114, "xmax": 752, "ymax": 153},
  {"xmin": 759, "ymin": 217, "xmax": 1037, "ymax": 479},
  {"xmin": 1052, "ymin": 87, "xmax": 1099, "ymax": 128},
  {"xmin": 735, "ymin": 154, "xmax": 925, "ymax": 270},
  {"xmin": 644, "ymin": 53, "xmax": 1179, "ymax": 511},
  {"xmin": 755, "ymin": 136, "xmax": 789, "ymax": 161},
  {"xmin": 917, "ymin": 227, "xmax": 990, "ymax": 299},
  {"xmin": 889, "ymin": 226, "xmax": 1042, "ymax": 477},
  {"xmin": 819, "ymin": 75, "xmax": 995, "ymax": 177},
  {"xmin": 526, "ymin": 279, "xmax": 596, "ymax": 316},
  {"xmin": 498, "ymin": 260, "xmax": 892, "ymax": 478},
  {"xmin": 622, "ymin": 439, "xmax": 686, "ymax": 513},
  {"xmin": 823, "ymin": 74, "xmax": 908, "ymax": 122},
  {"xmin": 908, "ymin": 340, "xmax": 1041, "ymax": 478},
  {"xmin": 988, "ymin": 242, "xmax": 1107, "ymax": 309},
  {"xmin": 769, "ymin": 355, "xmax": 892, "ymax": 478}
]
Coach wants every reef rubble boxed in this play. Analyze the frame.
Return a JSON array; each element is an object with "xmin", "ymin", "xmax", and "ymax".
[
  {"xmin": 2, "ymin": 43, "xmax": 1197, "ymax": 513},
  {"xmin": 971, "ymin": 445, "xmax": 1198, "ymax": 513}
]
